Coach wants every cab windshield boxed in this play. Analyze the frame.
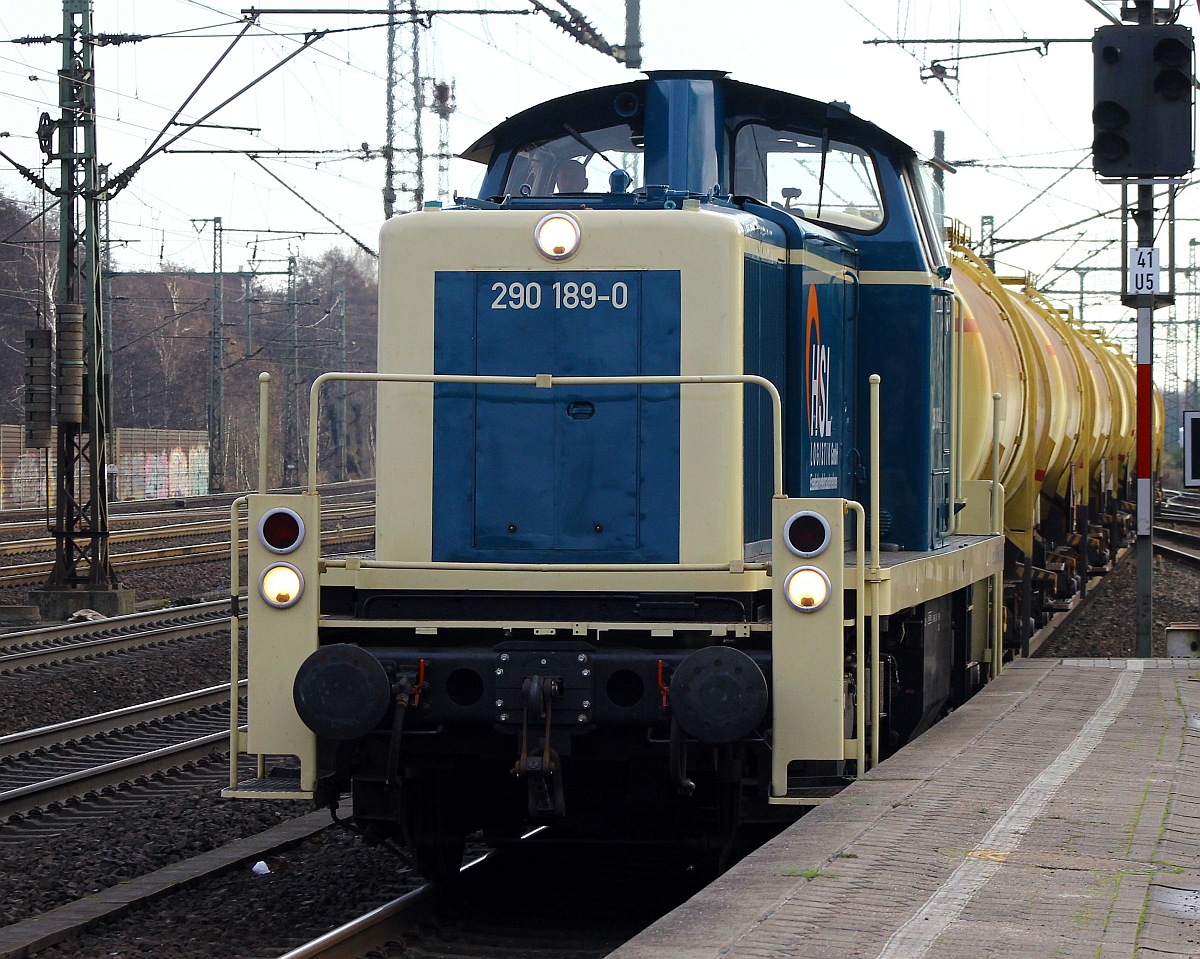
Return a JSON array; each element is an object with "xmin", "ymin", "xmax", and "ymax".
[
  {"xmin": 733, "ymin": 123, "xmax": 885, "ymax": 231},
  {"xmin": 500, "ymin": 122, "xmax": 644, "ymax": 196}
]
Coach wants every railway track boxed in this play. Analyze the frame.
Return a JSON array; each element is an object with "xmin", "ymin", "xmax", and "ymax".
[
  {"xmin": 275, "ymin": 868, "xmax": 447, "ymax": 959},
  {"xmin": 0, "ymin": 523, "xmax": 374, "ymax": 588},
  {"xmin": 1152, "ymin": 524, "xmax": 1200, "ymax": 568},
  {"xmin": 0, "ymin": 504, "xmax": 374, "ymax": 558},
  {"xmin": 0, "ymin": 598, "xmax": 237, "ymax": 669},
  {"xmin": 277, "ymin": 843, "xmax": 708, "ymax": 959},
  {"xmin": 0, "ymin": 682, "xmax": 242, "ymax": 820},
  {"xmin": 1159, "ymin": 489, "xmax": 1200, "ymax": 525},
  {"xmin": 0, "ymin": 479, "xmax": 375, "ymax": 532}
]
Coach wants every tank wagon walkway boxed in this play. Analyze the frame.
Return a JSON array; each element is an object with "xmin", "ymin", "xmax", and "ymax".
[{"xmin": 608, "ymin": 658, "xmax": 1200, "ymax": 959}]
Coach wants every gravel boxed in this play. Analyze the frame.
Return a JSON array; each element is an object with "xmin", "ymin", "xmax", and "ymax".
[
  {"xmin": 1035, "ymin": 546, "xmax": 1200, "ymax": 658},
  {"xmin": 0, "ymin": 784, "xmax": 315, "ymax": 929},
  {"xmin": 0, "ymin": 632, "xmax": 232, "ymax": 736},
  {"xmin": 15, "ymin": 797, "xmax": 422, "ymax": 959},
  {"xmin": 0, "ymin": 558, "xmax": 237, "ymax": 608}
]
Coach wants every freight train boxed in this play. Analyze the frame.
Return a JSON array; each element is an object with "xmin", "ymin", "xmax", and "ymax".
[{"xmin": 225, "ymin": 72, "xmax": 1160, "ymax": 881}]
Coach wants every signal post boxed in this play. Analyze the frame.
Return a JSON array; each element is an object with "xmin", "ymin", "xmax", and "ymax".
[{"xmin": 1092, "ymin": 0, "xmax": 1194, "ymax": 656}]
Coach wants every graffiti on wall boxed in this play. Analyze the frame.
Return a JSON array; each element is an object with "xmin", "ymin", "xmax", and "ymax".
[
  {"xmin": 1, "ymin": 427, "xmax": 209, "ymax": 509},
  {"xmin": 118, "ymin": 446, "xmax": 210, "ymax": 500},
  {"xmin": 3, "ymin": 452, "xmax": 49, "ymax": 508}
]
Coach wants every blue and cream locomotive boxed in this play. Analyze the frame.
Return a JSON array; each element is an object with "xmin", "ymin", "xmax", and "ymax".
[{"xmin": 226, "ymin": 72, "xmax": 1147, "ymax": 880}]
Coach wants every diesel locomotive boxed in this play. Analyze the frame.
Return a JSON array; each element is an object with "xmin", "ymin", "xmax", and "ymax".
[{"xmin": 225, "ymin": 72, "xmax": 1158, "ymax": 880}]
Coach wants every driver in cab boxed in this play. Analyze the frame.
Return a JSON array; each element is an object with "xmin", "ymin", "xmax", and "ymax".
[{"xmin": 555, "ymin": 159, "xmax": 588, "ymax": 193}]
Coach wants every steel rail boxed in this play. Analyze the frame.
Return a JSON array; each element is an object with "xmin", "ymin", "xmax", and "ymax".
[
  {"xmin": 276, "ymin": 850, "xmax": 492, "ymax": 959},
  {"xmin": 0, "ymin": 597, "xmax": 232, "ymax": 650},
  {"xmin": 0, "ymin": 478, "xmax": 375, "ymax": 531},
  {"xmin": 0, "ymin": 728, "xmax": 235, "ymax": 814},
  {"xmin": 0, "ymin": 681, "xmax": 245, "ymax": 755},
  {"xmin": 0, "ymin": 684, "xmax": 248, "ymax": 815},
  {"xmin": 1152, "ymin": 526, "xmax": 1200, "ymax": 569},
  {"xmin": 275, "ymin": 885, "xmax": 438, "ymax": 959},
  {"xmin": 0, "ymin": 616, "xmax": 241, "ymax": 672},
  {"xmin": 0, "ymin": 525, "xmax": 374, "ymax": 586},
  {"xmin": 1153, "ymin": 540, "xmax": 1200, "ymax": 571},
  {"xmin": 1152, "ymin": 524, "xmax": 1200, "ymax": 548},
  {"xmin": 0, "ymin": 505, "xmax": 374, "ymax": 556}
]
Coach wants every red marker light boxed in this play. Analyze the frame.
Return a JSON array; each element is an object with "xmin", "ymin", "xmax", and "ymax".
[
  {"xmin": 259, "ymin": 508, "xmax": 305, "ymax": 554},
  {"xmin": 783, "ymin": 510, "xmax": 832, "ymax": 558}
]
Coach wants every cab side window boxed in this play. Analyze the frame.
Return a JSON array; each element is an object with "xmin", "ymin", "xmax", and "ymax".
[{"xmin": 733, "ymin": 123, "xmax": 885, "ymax": 232}]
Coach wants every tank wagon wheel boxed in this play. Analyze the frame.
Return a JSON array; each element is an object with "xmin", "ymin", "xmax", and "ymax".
[{"xmin": 402, "ymin": 777, "xmax": 466, "ymax": 884}]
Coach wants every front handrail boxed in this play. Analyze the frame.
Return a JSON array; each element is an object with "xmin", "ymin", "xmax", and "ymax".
[
  {"xmin": 322, "ymin": 557, "xmax": 765, "ymax": 573},
  {"xmin": 305, "ymin": 371, "xmax": 784, "ymax": 498},
  {"xmin": 229, "ymin": 495, "xmax": 249, "ymax": 791}
]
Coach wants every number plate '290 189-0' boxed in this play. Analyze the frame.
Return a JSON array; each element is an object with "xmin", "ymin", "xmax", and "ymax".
[{"xmin": 478, "ymin": 272, "xmax": 637, "ymax": 317}]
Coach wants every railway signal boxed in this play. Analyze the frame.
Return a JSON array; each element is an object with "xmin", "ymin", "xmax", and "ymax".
[
  {"xmin": 1092, "ymin": 23, "xmax": 1195, "ymax": 178},
  {"xmin": 1092, "ymin": 9, "xmax": 1195, "ymax": 656}
]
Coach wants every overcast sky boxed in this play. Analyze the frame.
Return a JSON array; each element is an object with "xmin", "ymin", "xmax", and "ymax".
[{"xmin": 0, "ymin": 1, "xmax": 1191, "ymax": 359}]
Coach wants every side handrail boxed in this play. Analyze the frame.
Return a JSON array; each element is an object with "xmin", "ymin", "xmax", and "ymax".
[
  {"xmin": 952, "ymin": 292, "xmax": 965, "ymax": 534},
  {"xmin": 868, "ymin": 374, "xmax": 882, "ymax": 767},
  {"xmin": 846, "ymin": 500, "xmax": 867, "ymax": 773}
]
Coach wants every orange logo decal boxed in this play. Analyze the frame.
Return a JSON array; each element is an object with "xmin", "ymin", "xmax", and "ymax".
[{"xmin": 806, "ymin": 284, "xmax": 832, "ymax": 438}]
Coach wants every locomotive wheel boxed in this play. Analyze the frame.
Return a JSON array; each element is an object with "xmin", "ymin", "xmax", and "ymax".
[
  {"xmin": 403, "ymin": 778, "xmax": 465, "ymax": 884},
  {"xmin": 412, "ymin": 835, "xmax": 465, "ymax": 885}
]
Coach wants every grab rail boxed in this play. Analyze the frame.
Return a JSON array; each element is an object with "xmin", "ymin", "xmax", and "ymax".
[{"xmin": 303, "ymin": 371, "xmax": 785, "ymax": 498}]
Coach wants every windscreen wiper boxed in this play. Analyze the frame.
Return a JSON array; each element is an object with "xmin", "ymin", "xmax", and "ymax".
[{"xmin": 563, "ymin": 123, "xmax": 621, "ymax": 172}]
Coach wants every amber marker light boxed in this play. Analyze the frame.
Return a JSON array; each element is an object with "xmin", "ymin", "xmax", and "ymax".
[
  {"xmin": 260, "ymin": 563, "xmax": 304, "ymax": 608},
  {"xmin": 534, "ymin": 213, "xmax": 581, "ymax": 260},
  {"xmin": 783, "ymin": 566, "xmax": 831, "ymax": 612}
]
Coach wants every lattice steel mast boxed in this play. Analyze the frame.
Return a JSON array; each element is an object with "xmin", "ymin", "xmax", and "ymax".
[{"xmin": 45, "ymin": 0, "xmax": 118, "ymax": 598}]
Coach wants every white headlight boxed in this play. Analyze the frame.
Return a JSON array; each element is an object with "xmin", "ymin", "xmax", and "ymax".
[
  {"xmin": 534, "ymin": 213, "xmax": 581, "ymax": 260},
  {"xmin": 783, "ymin": 566, "xmax": 831, "ymax": 612},
  {"xmin": 260, "ymin": 563, "xmax": 304, "ymax": 608}
]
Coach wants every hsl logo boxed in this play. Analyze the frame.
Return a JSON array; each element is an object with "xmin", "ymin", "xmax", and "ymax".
[{"xmin": 806, "ymin": 284, "xmax": 833, "ymax": 438}]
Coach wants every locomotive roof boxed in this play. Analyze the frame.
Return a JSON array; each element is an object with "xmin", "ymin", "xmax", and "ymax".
[{"xmin": 459, "ymin": 71, "xmax": 917, "ymax": 166}]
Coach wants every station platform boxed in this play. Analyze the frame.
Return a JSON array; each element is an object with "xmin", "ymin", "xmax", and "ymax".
[{"xmin": 608, "ymin": 658, "xmax": 1200, "ymax": 959}]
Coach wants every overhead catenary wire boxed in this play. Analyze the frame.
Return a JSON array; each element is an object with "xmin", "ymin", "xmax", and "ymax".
[
  {"xmin": 852, "ymin": 0, "xmax": 1153, "ymax": 290},
  {"xmin": 246, "ymin": 154, "xmax": 377, "ymax": 257},
  {"xmin": 994, "ymin": 154, "xmax": 1091, "ymax": 235},
  {"xmin": 0, "ymin": 2, "xmax": 619, "ymax": 276},
  {"xmin": 108, "ymin": 24, "xmax": 329, "ymax": 198},
  {"xmin": 0, "ymin": 1, "xmax": 1180, "ymax": 337},
  {"xmin": 136, "ymin": 17, "xmax": 257, "ymax": 164}
]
